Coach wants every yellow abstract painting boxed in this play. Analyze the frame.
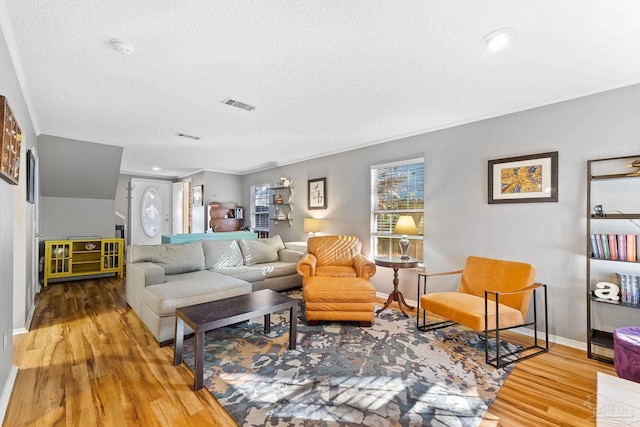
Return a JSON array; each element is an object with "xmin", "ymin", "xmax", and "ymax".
[{"xmin": 500, "ymin": 164, "xmax": 542, "ymax": 194}]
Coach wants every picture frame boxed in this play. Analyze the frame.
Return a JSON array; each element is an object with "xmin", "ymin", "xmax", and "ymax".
[
  {"xmin": 26, "ymin": 149, "xmax": 35, "ymax": 204},
  {"xmin": 308, "ymin": 177, "xmax": 327, "ymax": 210},
  {"xmin": 488, "ymin": 151, "xmax": 558, "ymax": 204}
]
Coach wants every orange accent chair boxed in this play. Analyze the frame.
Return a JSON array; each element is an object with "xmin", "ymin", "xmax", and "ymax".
[
  {"xmin": 296, "ymin": 235, "xmax": 376, "ymax": 326},
  {"xmin": 418, "ymin": 256, "xmax": 548, "ymax": 367}
]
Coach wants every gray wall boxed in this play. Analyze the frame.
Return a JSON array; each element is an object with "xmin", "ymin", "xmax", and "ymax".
[
  {"xmin": 0, "ymin": 21, "xmax": 38, "ymax": 415},
  {"xmin": 39, "ymin": 197, "xmax": 116, "ymax": 240},
  {"xmin": 242, "ymin": 83, "xmax": 640, "ymax": 344},
  {"xmin": 37, "ymin": 135, "xmax": 123, "ymax": 199}
]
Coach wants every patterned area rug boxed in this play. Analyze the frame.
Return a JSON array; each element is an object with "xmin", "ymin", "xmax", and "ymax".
[{"xmin": 180, "ymin": 294, "xmax": 517, "ymax": 427}]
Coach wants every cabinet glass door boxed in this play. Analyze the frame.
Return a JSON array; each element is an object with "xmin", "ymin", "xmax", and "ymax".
[
  {"xmin": 48, "ymin": 241, "xmax": 71, "ymax": 276},
  {"xmin": 101, "ymin": 239, "xmax": 121, "ymax": 272}
]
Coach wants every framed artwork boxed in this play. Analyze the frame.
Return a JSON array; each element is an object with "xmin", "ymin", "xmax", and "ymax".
[
  {"xmin": 26, "ymin": 149, "xmax": 35, "ymax": 204},
  {"xmin": 308, "ymin": 177, "xmax": 327, "ymax": 210},
  {"xmin": 488, "ymin": 151, "xmax": 558, "ymax": 204}
]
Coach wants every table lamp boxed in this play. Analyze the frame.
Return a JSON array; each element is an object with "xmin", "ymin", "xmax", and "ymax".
[
  {"xmin": 304, "ymin": 218, "xmax": 322, "ymax": 236},
  {"xmin": 394, "ymin": 216, "xmax": 418, "ymax": 259}
]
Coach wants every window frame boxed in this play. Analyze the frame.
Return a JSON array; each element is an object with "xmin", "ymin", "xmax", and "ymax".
[
  {"xmin": 370, "ymin": 157, "xmax": 424, "ymax": 261},
  {"xmin": 251, "ymin": 183, "xmax": 270, "ymax": 238}
]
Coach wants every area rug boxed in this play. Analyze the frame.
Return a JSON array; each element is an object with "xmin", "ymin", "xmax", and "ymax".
[{"xmin": 180, "ymin": 295, "xmax": 517, "ymax": 426}]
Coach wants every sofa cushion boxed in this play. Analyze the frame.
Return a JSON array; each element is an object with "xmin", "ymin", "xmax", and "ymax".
[
  {"xmin": 210, "ymin": 266, "xmax": 267, "ymax": 282},
  {"xmin": 239, "ymin": 235, "xmax": 285, "ymax": 265},
  {"xmin": 202, "ymin": 239, "xmax": 244, "ymax": 268},
  {"xmin": 143, "ymin": 271, "xmax": 251, "ymax": 317},
  {"xmin": 258, "ymin": 261, "xmax": 299, "ymax": 279},
  {"xmin": 129, "ymin": 240, "xmax": 205, "ymax": 274}
]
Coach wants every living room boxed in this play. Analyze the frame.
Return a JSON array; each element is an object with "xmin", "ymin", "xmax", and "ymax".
[{"xmin": 2, "ymin": 2, "xmax": 640, "ymax": 425}]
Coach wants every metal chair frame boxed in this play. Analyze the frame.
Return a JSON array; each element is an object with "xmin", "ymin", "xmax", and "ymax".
[{"xmin": 417, "ymin": 271, "xmax": 549, "ymax": 368}]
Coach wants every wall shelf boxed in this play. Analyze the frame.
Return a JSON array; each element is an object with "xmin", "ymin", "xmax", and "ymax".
[{"xmin": 269, "ymin": 186, "xmax": 293, "ymax": 226}]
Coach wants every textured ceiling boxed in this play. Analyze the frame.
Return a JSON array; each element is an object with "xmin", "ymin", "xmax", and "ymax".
[{"xmin": 1, "ymin": 1, "xmax": 640, "ymax": 177}]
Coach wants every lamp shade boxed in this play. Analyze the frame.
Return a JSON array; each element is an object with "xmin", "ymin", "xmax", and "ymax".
[
  {"xmin": 394, "ymin": 216, "xmax": 418, "ymax": 235},
  {"xmin": 304, "ymin": 218, "xmax": 322, "ymax": 233}
]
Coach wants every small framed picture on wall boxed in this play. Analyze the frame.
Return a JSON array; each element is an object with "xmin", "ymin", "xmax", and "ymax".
[{"xmin": 308, "ymin": 177, "xmax": 327, "ymax": 210}]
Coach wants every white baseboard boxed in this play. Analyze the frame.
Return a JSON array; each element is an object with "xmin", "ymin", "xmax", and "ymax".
[
  {"xmin": 0, "ymin": 365, "xmax": 18, "ymax": 424},
  {"xmin": 12, "ymin": 328, "xmax": 27, "ymax": 336},
  {"xmin": 378, "ymin": 292, "xmax": 587, "ymax": 351}
]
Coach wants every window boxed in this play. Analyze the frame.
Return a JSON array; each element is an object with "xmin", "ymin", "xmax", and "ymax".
[
  {"xmin": 251, "ymin": 184, "xmax": 270, "ymax": 238},
  {"xmin": 371, "ymin": 158, "xmax": 424, "ymax": 261}
]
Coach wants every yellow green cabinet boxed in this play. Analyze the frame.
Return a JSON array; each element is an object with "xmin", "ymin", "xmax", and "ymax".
[{"xmin": 44, "ymin": 238, "xmax": 124, "ymax": 287}]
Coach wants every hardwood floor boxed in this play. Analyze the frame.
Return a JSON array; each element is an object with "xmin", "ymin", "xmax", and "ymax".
[{"xmin": 4, "ymin": 277, "xmax": 616, "ymax": 426}]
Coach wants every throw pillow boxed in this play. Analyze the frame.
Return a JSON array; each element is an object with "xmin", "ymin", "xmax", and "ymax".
[
  {"xmin": 202, "ymin": 239, "xmax": 244, "ymax": 269},
  {"xmin": 129, "ymin": 241, "xmax": 205, "ymax": 274},
  {"xmin": 239, "ymin": 235, "xmax": 285, "ymax": 265}
]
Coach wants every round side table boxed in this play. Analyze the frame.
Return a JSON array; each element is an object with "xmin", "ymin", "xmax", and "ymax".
[{"xmin": 374, "ymin": 256, "xmax": 419, "ymax": 317}]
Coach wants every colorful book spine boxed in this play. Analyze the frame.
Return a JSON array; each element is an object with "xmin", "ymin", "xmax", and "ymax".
[
  {"xmin": 601, "ymin": 234, "xmax": 610, "ymax": 260},
  {"xmin": 596, "ymin": 234, "xmax": 604, "ymax": 260},
  {"xmin": 627, "ymin": 234, "xmax": 637, "ymax": 262},
  {"xmin": 608, "ymin": 234, "xmax": 618, "ymax": 260},
  {"xmin": 616, "ymin": 273, "xmax": 640, "ymax": 305},
  {"xmin": 617, "ymin": 234, "xmax": 626, "ymax": 261},
  {"xmin": 590, "ymin": 234, "xmax": 600, "ymax": 259}
]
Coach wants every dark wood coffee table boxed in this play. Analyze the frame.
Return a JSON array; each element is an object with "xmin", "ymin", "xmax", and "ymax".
[{"xmin": 173, "ymin": 289, "xmax": 298, "ymax": 390}]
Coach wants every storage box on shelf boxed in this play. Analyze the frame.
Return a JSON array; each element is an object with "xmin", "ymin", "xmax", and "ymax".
[
  {"xmin": 586, "ymin": 154, "xmax": 640, "ymax": 363},
  {"xmin": 44, "ymin": 238, "xmax": 124, "ymax": 286}
]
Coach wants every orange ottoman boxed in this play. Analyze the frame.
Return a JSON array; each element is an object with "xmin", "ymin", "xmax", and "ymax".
[{"xmin": 303, "ymin": 276, "xmax": 376, "ymax": 326}]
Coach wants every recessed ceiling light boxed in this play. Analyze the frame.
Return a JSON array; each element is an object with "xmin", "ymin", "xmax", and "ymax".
[
  {"xmin": 151, "ymin": 167, "xmax": 161, "ymax": 171},
  {"xmin": 110, "ymin": 39, "xmax": 134, "ymax": 55},
  {"xmin": 483, "ymin": 28, "xmax": 514, "ymax": 51}
]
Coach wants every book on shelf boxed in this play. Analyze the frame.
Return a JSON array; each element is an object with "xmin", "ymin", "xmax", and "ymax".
[
  {"xmin": 608, "ymin": 234, "xmax": 618, "ymax": 260},
  {"xmin": 615, "ymin": 234, "xmax": 625, "ymax": 260},
  {"xmin": 601, "ymin": 234, "xmax": 610, "ymax": 259},
  {"xmin": 627, "ymin": 234, "xmax": 637, "ymax": 262},
  {"xmin": 616, "ymin": 273, "xmax": 640, "ymax": 305},
  {"xmin": 589, "ymin": 234, "xmax": 640, "ymax": 261},
  {"xmin": 595, "ymin": 234, "xmax": 604, "ymax": 259},
  {"xmin": 590, "ymin": 234, "xmax": 600, "ymax": 259}
]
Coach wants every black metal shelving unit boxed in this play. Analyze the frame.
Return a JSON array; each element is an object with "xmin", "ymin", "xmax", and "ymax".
[{"xmin": 586, "ymin": 154, "xmax": 640, "ymax": 363}]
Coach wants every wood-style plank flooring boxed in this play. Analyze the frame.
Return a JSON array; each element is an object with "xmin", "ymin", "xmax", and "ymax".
[{"xmin": 4, "ymin": 277, "xmax": 616, "ymax": 426}]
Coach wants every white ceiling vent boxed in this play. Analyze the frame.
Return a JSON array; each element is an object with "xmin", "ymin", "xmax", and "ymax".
[
  {"xmin": 222, "ymin": 98, "xmax": 255, "ymax": 111},
  {"xmin": 175, "ymin": 132, "xmax": 201, "ymax": 140}
]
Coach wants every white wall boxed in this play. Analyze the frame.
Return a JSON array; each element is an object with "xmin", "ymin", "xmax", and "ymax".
[
  {"xmin": 242, "ymin": 83, "xmax": 640, "ymax": 344},
  {"xmin": 0, "ymin": 14, "xmax": 38, "ymax": 419}
]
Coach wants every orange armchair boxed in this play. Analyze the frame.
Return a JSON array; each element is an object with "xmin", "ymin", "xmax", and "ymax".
[
  {"xmin": 297, "ymin": 236, "xmax": 377, "ymax": 326},
  {"xmin": 418, "ymin": 256, "xmax": 548, "ymax": 367}
]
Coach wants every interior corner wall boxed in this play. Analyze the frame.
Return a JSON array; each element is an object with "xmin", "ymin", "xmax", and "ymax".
[
  {"xmin": 39, "ymin": 197, "xmax": 116, "ymax": 240},
  {"xmin": 242, "ymin": 83, "xmax": 640, "ymax": 344},
  {"xmin": 202, "ymin": 171, "xmax": 242, "ymax": 206}
]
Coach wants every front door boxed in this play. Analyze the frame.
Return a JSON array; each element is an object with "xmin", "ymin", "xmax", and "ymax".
[{"xmin": 129, "ymin": 178, "xmax": 172, "ymax": 245}]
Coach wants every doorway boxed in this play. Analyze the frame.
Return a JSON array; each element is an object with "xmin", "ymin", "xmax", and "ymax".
[{"xmin": 129, "ymin": 178, "xmax": 172, "ymax": 245}]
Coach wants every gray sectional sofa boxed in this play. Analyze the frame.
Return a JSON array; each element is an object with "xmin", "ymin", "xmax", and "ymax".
[{"xmin": 126, "ymin": 235, "xmax": 305, "ymax": 345}]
